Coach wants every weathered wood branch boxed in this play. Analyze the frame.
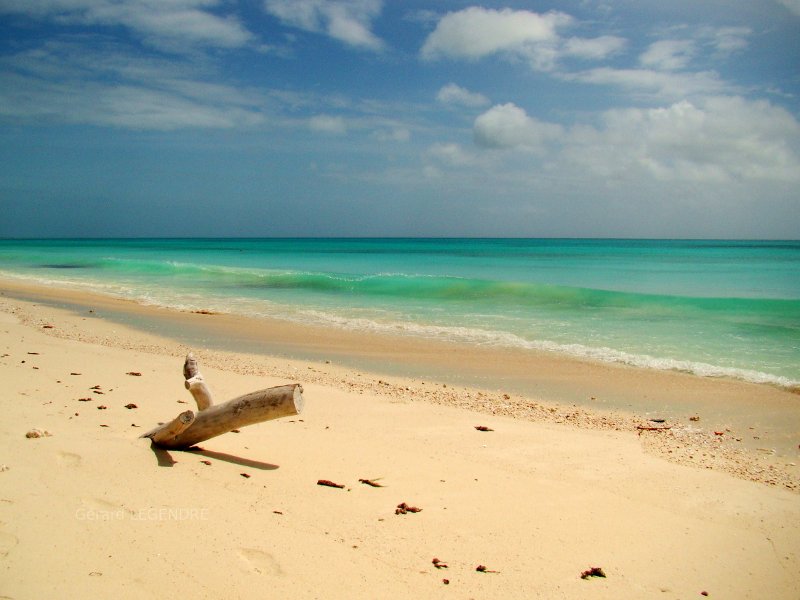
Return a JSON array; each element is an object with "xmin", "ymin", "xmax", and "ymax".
[
  {"xmin": 183, "ymin": 352, "xmax": 200, "ymax": 379},
  {"xmin": 144, "ymin": 410, "xmax": 195, "ymax": 444},
  {"xmin": 142, "ymin": 354, "xmax": 304, "ymax": 450},
  {"xmin": 185, "ymin": 374, "xmax": 213, "ymax": 411},
  {"xmin": 183, "ymin": 353, "xmax": 213, "ymax": 410}
]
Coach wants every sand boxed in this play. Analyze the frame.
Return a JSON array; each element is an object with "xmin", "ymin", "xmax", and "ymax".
[{"xmin": 1, "ymin": 283, "xmax": 799, "ymax": 599}]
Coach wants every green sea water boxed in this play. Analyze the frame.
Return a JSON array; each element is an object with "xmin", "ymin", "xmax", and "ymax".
[{"xmin": 0, "ymin": 238, "xmax": 798, "ymax": 387}]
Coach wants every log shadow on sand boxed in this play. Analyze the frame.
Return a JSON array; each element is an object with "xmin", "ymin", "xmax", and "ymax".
[
  {"xmin": 149, "ymin": 444, "xmax": 178, "ymax": 467},
  {"xmin": 185, "ymin": 447, "xmax": 279, "ymax": 470}
]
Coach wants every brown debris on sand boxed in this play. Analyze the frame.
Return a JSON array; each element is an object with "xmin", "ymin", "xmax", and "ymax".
[
  {"xmin": 580, "ymin": 566, "xmax": 606, "ymax": 579},
  {"xmin": 476, "ymin": 564, "xmax": 499, "ymax": 573},
  {"xmin": 475, "ymin": 425, "xmax": 493, "ymax": 431},
  {"xmin": 317, "ymin": 479, "xmax": 345, "ymax": 489},
  {"xmin": 395, "ymin": 502, "xmax": 421, "ymax": 515},
  {"xmin": 358, "ymin": 478, "xmax": 384, "ymax": 487}
]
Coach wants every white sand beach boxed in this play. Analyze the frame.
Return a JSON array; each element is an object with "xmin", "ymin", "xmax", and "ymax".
[{"xmin": 1, "ymin": 284, "xmax": 799, "ymax": 599}]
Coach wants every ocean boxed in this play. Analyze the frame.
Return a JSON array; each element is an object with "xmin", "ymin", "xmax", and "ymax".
[{"xmin": 0, "ymin": 238, "xmax": 798, "ymax": 389}]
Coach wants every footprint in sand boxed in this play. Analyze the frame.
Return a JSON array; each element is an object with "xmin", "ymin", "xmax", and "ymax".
[
  {"xmin": 57, "ymin": 451, "xmax": 82, "ymax": 467},
  {"xmin": 238, "ymin": 548, "xmax": 283, "ymax": 576},
  {"xmin": 0, "ymin": 530, "xmax": 19, "ymax": 557}
]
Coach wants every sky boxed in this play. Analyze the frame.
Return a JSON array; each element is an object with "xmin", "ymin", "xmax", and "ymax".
[{"xmin": 0, "ymin": 0, "xmax": 799, "ymax": 238}]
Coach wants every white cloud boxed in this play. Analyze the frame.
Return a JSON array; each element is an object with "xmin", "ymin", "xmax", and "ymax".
[
  {"xmin": 564, "ymin": 97, "xmax": 800, "ymax": 182},
  {"xmin": 776, "ymin": 0, "xmax": 800, "ymax": 16},
  {"xmin": 308, "ymin": 114, "xmax": 347, "ymax": 134},
  {"xmin": 457, "ymin": 96, "xmax": 800, "ymax": 186},
  {"xmin": 426, "ymin": 142, "xmax": 481, "ymax": 167},
  {"xmin": 95, "ymin": 85, "xmax": 263, "ymax": 129},
  {"xmin": 0, "ymin": 41, "xmax": 265, "ymax": 130},
  {"xmin": 420, "ymin": 7, "xmax": 571, "ymax": 66},
  {"xmin": 564, "ymin": 67, "xmax": 730, "ymax": 100},
  {"xmin": 0, "ymin": 0, "xmax": 252, "ymax": 50},
  {"xmin": 639, "ymin": 40, "xmax": 695, "ymax": 71},
  {"xmin": 642, "ymin": 26, "xmax": 751, "ymax": 64},
  {"xmin": 436, "ymin": 83, "xmax": 489, "ymax": 108},
  {"xmin": 562, "ymin": 26, "xmax": 752, "ymax": 101},
  {"xmin": 264, "ymin": 0, "xmax": 384, "ymax": 50},
  {"xmin": 473, "ymin": 103, "xmax": 563, "ymax": 150},
  {"xmin": 374, "ymin": 127, "xmax": 410, "ymax": 142},
  {"xmin": 562, "ymin": 35, "xmax": 626, "ymax": 60},
  {"xmin": 705, "ymin": 26, "xmax": 751, "ymax": 55},
  {"xmin": 0, "ymin": 75, "xmax": 264, "ymax": 129},
  {"xmin": 420, "ymin": 8, "xmax": 630, "ymax": 72}
]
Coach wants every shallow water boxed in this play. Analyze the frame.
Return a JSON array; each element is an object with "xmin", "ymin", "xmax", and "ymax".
[{"xmin": 1, "ymin": 238, "xmax": 798, "ymax": 387}]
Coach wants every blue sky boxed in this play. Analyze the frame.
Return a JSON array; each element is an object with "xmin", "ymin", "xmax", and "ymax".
[{"xmin": 1, "ymin": 0, "xmax": 799, "ymax": 238}]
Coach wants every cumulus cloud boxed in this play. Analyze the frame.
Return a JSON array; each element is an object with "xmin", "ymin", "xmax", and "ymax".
[
  {"xmin": 436, "ymin": 83, "xmax": 489, "ymax": 108},
  {"xmin": 420, "ymin": 10, "xmax": 753, "ymax": 105},
  {"xmin": 473, "ymin": 103, "xmax": 563, "ymax": 150},
  {"xmin": 264, "ymin": 0, "xmax": 384, "ymax": 50},
  {"xmin": 564, "ymin": 97, "xmax": 800, "ymax": 182},
  {"xmin": 0, "ymin": 0, "xmax": 252, "ymax": 50},
  {"xmin": 420, "ymin": 8, "xmax": 631, "ymax": 72},
  {"xmin": 456, "ymin": 96, "xmax": 800, "ymax": 185},
  {"xmin": 420, "ymin": 7, "xmax": 571, "ymax": 67}
]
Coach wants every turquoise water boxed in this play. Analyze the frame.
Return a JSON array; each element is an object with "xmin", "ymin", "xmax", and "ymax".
[{"xmin": 1, "ymin": 238, "xmax": 798, "ymax": 387}]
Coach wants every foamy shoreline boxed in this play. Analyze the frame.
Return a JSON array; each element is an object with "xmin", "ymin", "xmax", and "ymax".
[
  {"xmin": 1, "ymin": 281, "xmax": 799, "ymax": 598},
  {"xmin": 3, "ymin": 266, "xmax": 798, "ymax": 391}
]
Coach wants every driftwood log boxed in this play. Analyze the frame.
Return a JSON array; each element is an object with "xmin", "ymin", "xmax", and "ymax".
[{"xmin": 142, "ymin": 353, "xmax": 304, "ymax": 449}]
